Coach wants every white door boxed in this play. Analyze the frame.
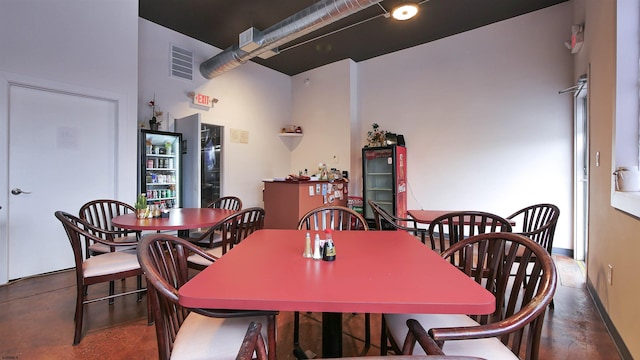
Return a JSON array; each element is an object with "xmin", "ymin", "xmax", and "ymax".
[
  {"xmin": 5, "ymin": 83, "xmax": 116, "ymax": 280},
  {"xmin": 574, "ymin": 81, "xmax": 589, "ymax": 262},
  {"xmin": 175, "ymin": 114, "xmax": 201, "ymax": 208}
]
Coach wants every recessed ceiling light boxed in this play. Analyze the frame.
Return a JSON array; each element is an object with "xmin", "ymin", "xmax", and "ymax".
[{"xmin": 392, "ymin": 3, "xmax": 419, "ymax": 21}]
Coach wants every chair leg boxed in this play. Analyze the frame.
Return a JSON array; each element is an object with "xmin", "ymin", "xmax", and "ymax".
[
  {"xmin": 267, "ymin": 314, "xmax": 277, "ymax": 360},
  {"xmin": 137, "ymin": 275, "xmax": 143, "ymax": 302},
  {"xmin": 108, "ymin": 280, "xmax": 115, "ymax": 305},
  {"xmin": 380, "ymin": 315, "xmax": 387, "ymax": 355},
  {"xmin": 147, "ymin": 291, "xmax": 154, "ymax": 325},
  {"xmin": 73, "ymin": 285, "xmax": 87, "ymax": 345}
]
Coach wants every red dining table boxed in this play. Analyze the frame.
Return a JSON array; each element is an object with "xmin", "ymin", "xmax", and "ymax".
[
  {"xmin": 408, "ymin": 209, "xmax": 515, "ymax": 225},
  {"xmin": 178, "ymin": 229, "xmax": 495, "ymax": 358},
  {"xmin": 111, "ymin": 208, "xmax": 236, "ymax": 238}
]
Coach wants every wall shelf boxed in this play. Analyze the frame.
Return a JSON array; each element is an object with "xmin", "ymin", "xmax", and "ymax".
[{"xmin": 279, "ymin": 133, "xmax": 303, "ymax": 137}]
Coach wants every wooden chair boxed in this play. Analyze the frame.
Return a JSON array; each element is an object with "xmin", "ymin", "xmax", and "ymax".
[
  {"xmin": 55, "ymin": 211, "xmax": 147, "ymax": 345},
  {"xmin": 79, "ymin": 199, "xmax": 143, "ymax": 302},
  {"xmin": 78, "ymin": 199, "xmax": 140, "ymax": 257},
  {"xmin": 295, "ymin": 205, "xmax": 370, "ymax": 349},
  {"xmin": 383, "ymin": 232, "xmax": 557, "ymax": 360},
  {"xmin": 427, "ymin": 211, "xmax": 513, "ymax": 252},
  {"xmin": 208, "ymin": 195, "xmax": 242, "ymax": 211},
  {"xmin": 187, "ymin": 207, "xmax": 265, "ymax": 269},
  {"xmin": 238, "ymin": 321, "xmax": 486, "ymax": 360},
  {"xmin": 506, "ymin": 203, "xmax": 560, "ymax": 308},
  {"xmin": 369, "ymin": 200, "xmax": 428, "ymax": 244},
  {"xmin": 297, "ymin": 205, "xmax": 369, "ymax": 231},
  {"xmin": 137, "ymin": 233, "xmax": 277, "ymax": 360},
  {"xmin": 188, "ymin": 195, "xmax": 242, "ymax": 248}
]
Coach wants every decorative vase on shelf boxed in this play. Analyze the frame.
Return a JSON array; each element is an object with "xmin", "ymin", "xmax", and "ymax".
[{"xmin": 149, "ymin": 117, "xmax": 159, "ymax": 131}]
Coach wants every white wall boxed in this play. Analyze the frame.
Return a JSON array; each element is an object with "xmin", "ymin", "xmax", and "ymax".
[
  {"xmin": 355, "ymin": 3, "xmax": 574, "ymax": 249},
  {"xmin": 290, "ymin": 60, "xmax": 355, "ymax": 182},
  {"xmin": 138, "ymin": 19, "xmax": 292, "ymax": 208},
  {"xmin": 0, "ymin": 0, "xmax": 139, "ymax": 202}
]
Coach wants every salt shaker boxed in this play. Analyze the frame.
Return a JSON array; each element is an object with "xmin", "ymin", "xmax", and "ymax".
[
  {"xmin": 303, "ymin": 232, "xmax": 313, "ymax": 258},
  {"xmin": 313, "ymin": 234, "xmax": 322, "ymax": 260}
]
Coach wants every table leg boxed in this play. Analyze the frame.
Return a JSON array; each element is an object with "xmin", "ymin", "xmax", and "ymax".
[{"xmin": 322, "ymin": 312, "xmax": 342, "ymax": 358}]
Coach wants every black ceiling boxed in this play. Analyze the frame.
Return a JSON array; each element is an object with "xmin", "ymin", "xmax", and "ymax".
[{"xmin": 140, "ymin": 0, "xmax": 568, "ymax": 77}]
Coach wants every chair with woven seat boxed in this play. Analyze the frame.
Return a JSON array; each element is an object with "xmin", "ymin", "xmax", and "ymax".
[
  {"xmin": 55, "ymin": 211, "xmax": 147, "ymax": 345},
  {"xmin": 427, "ymin": 211, "xmax": 513, "ymax": 252},
  {"xmin": 383, "ymin": 232, "xmax": 557, "ymax": 360},
  {"xmin": 188, "ymin": 195, "xmax": 243, "ymax": 248},
  {"xmin": 187, "ymin": 207, "xmax": 265, "ymax": 270},
  {"xmin": 295, "ymin": 205, "xmax": 370, "ymax": 350},
  {"xmin": 506, "ymin": 203, "xmax": 560, "ymax": 308},
  {"xmin": 137, "ymin": 233, "xmax": 277, "ymax": 360},
  {"xmin": 369, "ymin": 200, "xmax": 428, "ymax": 244}
]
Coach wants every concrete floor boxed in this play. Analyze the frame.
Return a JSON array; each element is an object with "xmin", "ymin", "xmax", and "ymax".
[{"xmin": 0, "ymin": 255, "xmax": 622, "ymax": 359}]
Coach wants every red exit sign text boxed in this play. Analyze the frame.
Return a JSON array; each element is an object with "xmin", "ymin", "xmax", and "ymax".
[{"xmin": 193, "ymin": 92, "xmax": 212, "ymax": 107}]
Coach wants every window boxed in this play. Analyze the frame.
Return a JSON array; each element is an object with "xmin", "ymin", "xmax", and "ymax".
[{"xmin": 611, "ymin": 0, "xmax": 640, "ymax": 216}]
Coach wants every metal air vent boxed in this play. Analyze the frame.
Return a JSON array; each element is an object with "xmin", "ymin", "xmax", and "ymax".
[{"xmin": 170, "ymin": 45, "xmax": 194, "ymax": 81}]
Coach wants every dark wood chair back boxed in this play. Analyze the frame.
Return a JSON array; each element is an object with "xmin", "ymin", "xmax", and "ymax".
[
  {"xmin": 368, "ymin": 200, "xmax": 427, "ymax": 243},
  {"xmin": 137, "ymin": 233, "xmax": 277, "ymax": 360},
  {"xmin": 422, "ymin": 232, "xmax": 557, "ymax": 360},
  {"xmin": 221, "ymin": 206, "xmax": 265, "ymax": 254},
  {"xmin": 190, "ymin": 196, "xmax": 243, "ymax": 247},
  {"xmin": 427, "ymin": 211, "xmax": 512, "ymax": 252},
  {"xmin": 207, "ymin": 195, "xmax": 242, "ymax": 211},
  {"xmin": 79, "ymin": 199, "xmax": 139, "ymax": 257},
  {"xmin": 298, "ymin": 205, "xmax": 369, "ymax": 231},
  {"xmin": 507, "ymin": 203, "xmax": 560, "ymax": 254},
  {"xmin": 238, "ymin": 321, "xmax": 486, "ymax": 360}
]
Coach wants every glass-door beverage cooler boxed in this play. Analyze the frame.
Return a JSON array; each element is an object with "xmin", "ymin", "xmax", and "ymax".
[
  {"xmin": 362, "ymin": 145, "xmax": 407, "ymax": 226},
  {"xmin": 139, "ymin": 129, "xmax": 182, "ymax": 208}
]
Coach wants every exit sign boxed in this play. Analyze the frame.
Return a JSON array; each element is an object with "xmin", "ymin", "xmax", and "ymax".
[{"xmin": 192, "ymin": 92, "xmax": 212, "ymax": 107}]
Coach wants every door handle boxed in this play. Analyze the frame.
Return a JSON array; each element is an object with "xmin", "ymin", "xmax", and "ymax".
[{"xmin": 11, "ymin": 188, "xmax": 32, "ymax": 195}]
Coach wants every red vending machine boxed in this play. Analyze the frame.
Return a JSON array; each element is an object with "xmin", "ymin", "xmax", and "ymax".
[{"xmin": 362, "ymin": 145, "xmax": 407, "ymax": 228}]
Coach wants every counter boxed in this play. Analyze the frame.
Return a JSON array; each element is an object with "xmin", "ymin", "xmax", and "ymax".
[{"xmin": 262, "ymin": 179, "xmax": 348, "ymax": 229}]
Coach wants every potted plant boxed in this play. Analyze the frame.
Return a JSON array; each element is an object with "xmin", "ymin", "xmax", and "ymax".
[
  {"xmin": 148, "ymin": 95, "xmax": 163, "ymax": 131},
  {"xmin": 366, "ymin": 123, "xmax": 388, "ymax": 147},
  {"xmin": 135, "ymin": 193, "xmax": 149, "ymax": 219}
]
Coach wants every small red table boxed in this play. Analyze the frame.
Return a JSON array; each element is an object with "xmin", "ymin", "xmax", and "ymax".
[
  {"xmin": 112, "ymin": 208, "xmax": 236, "ymax": 238},
  {"xmin": 408, "ymin": 209, "xmax": 515, "ymax": 225},
  {"xmin": 178, "ymin": 229, "xmax": 495, "ymax": 358}
]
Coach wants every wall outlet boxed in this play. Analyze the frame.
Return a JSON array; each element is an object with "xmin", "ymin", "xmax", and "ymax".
[{"xmin": 607, "ymin": 264, "xmax": 613, "ymax": 285}]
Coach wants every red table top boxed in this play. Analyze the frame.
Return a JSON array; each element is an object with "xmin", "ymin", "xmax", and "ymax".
[
  {"xmin": 112, "ymin": 208, "xmax": 236, "ymax": 231},
  {"xmin": 178, "ymin": 229, "xmax": 495, "ymax": 315},
  {"xmin": 408, "ymin": 209, "xmax": 515, "ymax": 226}
]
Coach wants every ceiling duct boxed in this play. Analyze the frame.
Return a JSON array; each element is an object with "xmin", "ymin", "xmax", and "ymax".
[{"xmin": 200, "ymin": 0, "xmax": 383, "ymax": 79}]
